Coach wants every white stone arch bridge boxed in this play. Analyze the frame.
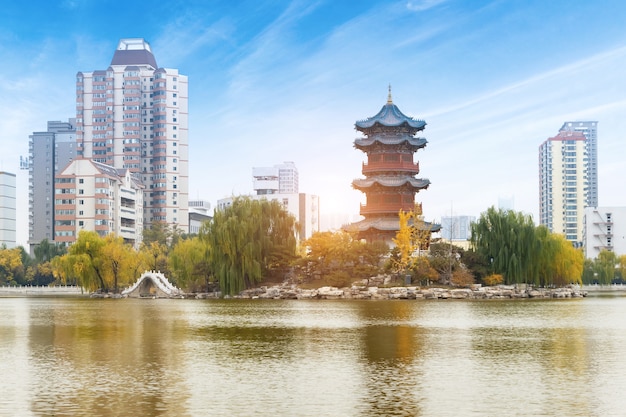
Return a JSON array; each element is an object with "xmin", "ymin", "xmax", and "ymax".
[{"xmin": 122, "ymin": 271, "xmax": 183, "ymax": 298}]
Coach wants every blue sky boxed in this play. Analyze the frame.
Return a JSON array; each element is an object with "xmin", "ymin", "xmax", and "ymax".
[{"xmin": 2, "ymin": 0, "xmax": 626, "ymax": 245}]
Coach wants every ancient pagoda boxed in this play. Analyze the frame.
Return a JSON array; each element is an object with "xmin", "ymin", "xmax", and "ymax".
[{"xmin": 348, "ymin": 87, "xmax": 440, "ymax": 243}]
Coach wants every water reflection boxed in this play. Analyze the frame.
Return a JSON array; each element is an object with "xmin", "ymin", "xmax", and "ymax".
[
  {"xmin": 2, "ymin": 298, "xmax": 626, "ymax": 416},
  {"xmin": 27, "ymin": 299, "xmax": 191, "ymax": 417},
  {"xmin": 349, "ymin": 301, "xmax": 421, "ymax": 415}
]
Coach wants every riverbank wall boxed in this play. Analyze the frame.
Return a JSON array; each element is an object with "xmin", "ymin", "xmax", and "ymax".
[{"xmin": 204, "ymin": 283, "xmax": 588, "ymax": 300}]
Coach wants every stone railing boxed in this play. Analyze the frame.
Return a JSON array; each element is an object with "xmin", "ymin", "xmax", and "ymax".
[{"xmin": 0, "ymin": 285, "xmax": 84, "ymax": 296}]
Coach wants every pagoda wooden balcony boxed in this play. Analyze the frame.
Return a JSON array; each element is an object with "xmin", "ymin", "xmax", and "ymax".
[
  {"xmin": 360, "ymin": 202, "xmax": 416, "ymax": 215},
  {"xmin": 362, "ymin": 161, "xmax": 419, "ymax": 174}
]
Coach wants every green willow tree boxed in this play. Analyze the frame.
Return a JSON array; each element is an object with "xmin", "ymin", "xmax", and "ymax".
[
  {"xmin": 471, "ymin": 207, "xmax": 583, "ymax": 285},
  {"xmin": 168, "ymin": 236, "xmax": 213, "ymax": 291},
  {"xmin": 471, "ymin": 207, "xmax": 537, "ymax": 284},
  {"xmin": 595, "ymin": 250, "xmax": 617, "ymax": 285},
  {"xmin": 200, "ymin": 197, "xmax": 298, "ymax": 296}
]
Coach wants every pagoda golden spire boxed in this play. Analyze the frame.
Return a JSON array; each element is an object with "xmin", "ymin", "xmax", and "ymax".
[{"xmin": 387, "ymin": 84, "xmax": 393, "ymax": 104}]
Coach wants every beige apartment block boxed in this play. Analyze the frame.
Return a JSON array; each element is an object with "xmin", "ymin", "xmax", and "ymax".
[{"xmin": 54, "ymin": 159, "xmax": 144, "ymax": 247}]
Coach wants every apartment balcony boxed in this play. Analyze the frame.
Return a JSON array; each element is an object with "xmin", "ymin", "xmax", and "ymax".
[{"xmin": 120, "ymin": 227, "xmax": 135, "ymax": 236}]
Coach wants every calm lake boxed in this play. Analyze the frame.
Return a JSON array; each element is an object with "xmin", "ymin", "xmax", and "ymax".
[{"xmin": 1, "ymin": 294, "xmax": 626, "ymax": 417}]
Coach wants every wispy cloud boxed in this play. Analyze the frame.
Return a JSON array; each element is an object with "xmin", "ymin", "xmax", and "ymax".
[
  {"xmin": 427, "ymin": 44, "xmax": 626, "ymax": 119},
  {"xmin": 406, "ymin": 0, "xmax": 448, "ymax": 12},
  {"xmin": 152, "ymin": 16, "xmax": 236, "ymax": 67}
]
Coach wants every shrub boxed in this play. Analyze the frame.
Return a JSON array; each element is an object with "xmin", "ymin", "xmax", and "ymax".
[
  {"xmin": 452, "ymin": 268, "xmax": 475, "ymax": 287},
  {"xmin": 482, "ymin": 274, "xmax": 504, "ymax": 286}
]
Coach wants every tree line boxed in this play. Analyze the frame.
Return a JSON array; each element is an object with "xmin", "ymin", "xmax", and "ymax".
[{"xmin": 3, "ymin": 201, "xmax": 625, "ymax": 295}]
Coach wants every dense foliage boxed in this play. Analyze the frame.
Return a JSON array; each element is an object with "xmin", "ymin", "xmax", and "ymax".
[
  {"xmin": 9, "ymin": 204, "xmax": 624, "ymax": 295},
  {"xmin": 296, "ymin": 230, "xmax": 389, "ymax": 287},
  {"xmin": 0, "ymin": 240, "xmax": 63, "ymax": 286},
  {"xmin": 582, "ymin": 250, "xmax": 626, "ymax": 284}
]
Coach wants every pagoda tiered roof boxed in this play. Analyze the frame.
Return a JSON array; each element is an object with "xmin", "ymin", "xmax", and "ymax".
[
  {"xmin": 352, "ymin": 176, "xmax": 430, "ymax": 191},
  {"xmin": 355, "ymin": 90, "xmax": 425, "ymax": 131}
]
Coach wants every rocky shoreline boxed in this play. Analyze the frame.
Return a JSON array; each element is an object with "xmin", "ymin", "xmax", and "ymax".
[{"xmin": 195, "ymin": 280, "xmax": 588, "ymax": 300}]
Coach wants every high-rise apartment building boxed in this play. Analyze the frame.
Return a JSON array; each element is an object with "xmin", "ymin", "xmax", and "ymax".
[
  {"xmin": 28, "ymin": 119, "xmax": 77, "ymax": 251},
  {"xmin": 539, "ymin": 121, "xmax": 598, "ymax": 246},
  {"xmin": 76, "ymin": 38, "xmax": 188, "ymax": 232},
  {"xmin": 0, "ymin": 171, "xmax": 16, "ymax": 248},
  {"xmin": 560, "ymin": 121, "xmax": 598, "ymax": 207}
]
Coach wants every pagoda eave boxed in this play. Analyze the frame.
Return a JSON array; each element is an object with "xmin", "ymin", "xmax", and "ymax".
[
  {"xmin": 354, "ymin": 137, "xmax": 427, "ymax": 151},
  {"xmin": 347, "ymin": 217, "xmax": 441, "ymax": 233},
  {"xmin": 351, "ymin": 177, "xmax": 431, "ymax": 191}
]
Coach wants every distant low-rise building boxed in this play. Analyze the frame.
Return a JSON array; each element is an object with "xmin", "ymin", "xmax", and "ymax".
[
  {"xmin": 440, "ymin": 215, "xmax": 475, "ymax": 241},
  {"xmin": 583, "ymin": 207, "xmax": 626, "ymax": 259},
  {"xmin": 188, "ymin": 200, "xmax": 211, "ymax": 235},
  {"xmin": 54, "ymin": 159, "xmax": 144, "ymax": 247},
  {"xmin": 253, "ymin": 161, "xmax": 299, "ymax": 195},
  {"xmin": 0, "ymin": 171, "xmax": 16, "ymax": 248}
]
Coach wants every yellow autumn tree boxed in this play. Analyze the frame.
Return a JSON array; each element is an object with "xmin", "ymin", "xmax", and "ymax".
[
  {"xmin": 168, "ymin": 236, "xmax": 212, "ymax": 291},
  {"xmin": 619, "ymin": 255, "xmax": 626, "ymax": 282},
  {"xmin": 100, "ymin": 234, "xmax": 142, "ymax": 293},
  {"xmin": 392, "ymin": 205, "xmax": 429, "ymax": 275},
  {"xmin": 0, "ymin": 247, "xmax": 23, "ymax": 285},
  {"xmin": 551, "ymin": 234, "xmax": 584, "ymax": 286}
]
